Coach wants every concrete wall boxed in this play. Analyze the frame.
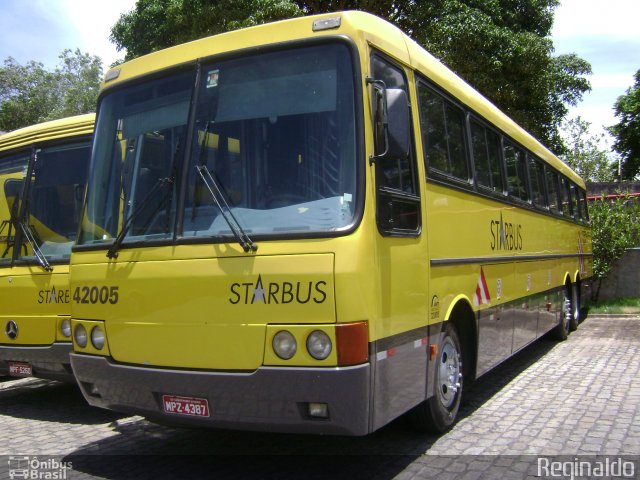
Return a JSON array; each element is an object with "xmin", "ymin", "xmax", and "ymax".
[
  {"xmin": 596, "ymin": 248, "xmax": 640, "ymax": 301},
  {"xmin": 588, "ymin": 182, "xmax": 640, "ymax": 196}
]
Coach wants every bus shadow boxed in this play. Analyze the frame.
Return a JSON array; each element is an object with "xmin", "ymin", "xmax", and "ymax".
[
  {"xmin": 0, "ymin": 378, "xmax": 123, "ymax": 426},
  {"xmin": 63, "ymin": 337, "xmax": 560, "ymax": 479},
  {"xmin": 457, "ymin": 336, "xmax": 558, "ymax": 420},
  {"xmin": 63, "ymin": 419, "xmax": 429, "ymax": 479}
]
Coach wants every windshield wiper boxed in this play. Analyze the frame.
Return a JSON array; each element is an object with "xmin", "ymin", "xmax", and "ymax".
[
  {"xmin": 0, "ymin": 190, "xmax": 21, "ymax": 259},
  {"xmin": 107, "ymin": 176, "xmax": 174, "ymax": 259},
  {"xmin": 13, "ymin": 150, "xmax": 52, "ymax": 271},
  {"xmin": 17, "ymin": 220, "xmax": 52, "ymax": 272},
  {"xmin": 195, "ymin": 165, "xmax": 257, "ymax": 253}
]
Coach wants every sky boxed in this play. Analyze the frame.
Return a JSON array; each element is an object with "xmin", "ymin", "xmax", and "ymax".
[
  {"xmin": 552, "ymin": 0, "xmax": 640, "ymax": 143},
  {"xmin": 0, "ymin": 0, "xmax": 638, "ymax": 145},
  {"xmin": 0, "ymin": 0, "xmax": 137, "ymax": 70}
]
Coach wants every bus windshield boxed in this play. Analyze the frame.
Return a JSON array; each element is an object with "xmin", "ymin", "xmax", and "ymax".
[
  {"xmin": 1, "ymin": 142, "xmax": 89, "ymax": 263},
  {"xmin": 20, "ymin": 142, "xmax": 90, "ymax": 262},
  {"xmin": 80, "ymin": 43, "xmax": 357, "ymax": 247}
]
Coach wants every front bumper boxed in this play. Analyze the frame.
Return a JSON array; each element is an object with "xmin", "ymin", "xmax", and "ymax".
[
  {"xmin": 0, "ymin": 343, "xmax": 74, "ymax": 382},
  {"xmin": 70, "ymin": 353, "xmax": 372, "ymax": 435}
]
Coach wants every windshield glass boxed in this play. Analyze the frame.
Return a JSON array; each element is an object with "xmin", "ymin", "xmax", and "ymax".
[
  {"xmin": 0, "ymin": 152, "xmax": 29, "ymax": 261},
  {"xmin": 80, "ymin": 72, "xmax": 192, "ymax": 245},
  {"xmin": 20, "ymin": 142, "xmax": 90, "ymax": 262},
  {"xmin": 1, "ymin": 142, "xmax": 89, "ymax": 263},
  {"xmin": 79, "ymin": 43, "xmax": 357, "ymax": 247}
]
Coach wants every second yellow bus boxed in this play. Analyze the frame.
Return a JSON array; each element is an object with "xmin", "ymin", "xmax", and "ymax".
[{"xmin": 0, "ymin": 114, "xmax": 94, "ymax": 382}]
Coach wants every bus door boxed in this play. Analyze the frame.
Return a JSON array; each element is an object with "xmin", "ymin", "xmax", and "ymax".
[{"xmin": 369, "ymin": 53, "xmax": 429, "ymax": 430}]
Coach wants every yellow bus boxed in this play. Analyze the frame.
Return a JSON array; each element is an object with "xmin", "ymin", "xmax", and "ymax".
[
  {"xmin": 0, "ymin": 114, "xmax": 94, "ymax": 382},
  {"xmin": 69, "ymin": 12, "xmax": 591, "ymax": 434}
]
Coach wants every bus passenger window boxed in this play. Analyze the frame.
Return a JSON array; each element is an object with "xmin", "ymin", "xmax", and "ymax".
[
  {"xmin": 470, "ymin": 119, "xmax": 503, "ymax": 193},
  {"xmin": 546, "ymin": 169, "xmax": 560, "ymax": 213},
  {"xmin": 504, "ymin": 141, "xmax": 529, "ymax": 201},
  {"xmin": 418, "ymin": 83, "xmax": 469, "ymax": 182},
  {"xmin": 579, "ymin": 190, "xmax": 589, "ymax": 221},
  {"xmin": 528, "ymin": 156, "xmax": 547, "ymax": 208},
  {"xmin": 560, "ymin": 176, "xmax": 572, "ymax": 216},
  {"xmin": 570, "ymin": 183, "xmax": 580, "ymax": 219}
]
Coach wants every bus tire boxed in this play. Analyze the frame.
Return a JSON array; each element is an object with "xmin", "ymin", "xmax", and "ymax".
[
  {"xmin": 554, "ymin": 284, "xmax": 571, "ymax": 340},
  {"xmin": 409, "ymin": 321, "xmax": 463, "ymax": 433},
  {"xmin": 571, "ymin": 281, "xmax": 581, "ymax": 327}
]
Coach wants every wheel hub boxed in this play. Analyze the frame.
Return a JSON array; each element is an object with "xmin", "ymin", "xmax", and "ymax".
[{"xmin": 437, "ymin": 337, "xmax": 461, "ymax": 409}]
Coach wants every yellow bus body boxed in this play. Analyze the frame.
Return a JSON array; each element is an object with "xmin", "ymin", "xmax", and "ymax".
[
  {"xmin": 69, "ymin": 12, "xmax": 591, "ymax": 434},
  {"xmin": 0, "ymin": 114, "xmax": 94, "ymax": 381}
]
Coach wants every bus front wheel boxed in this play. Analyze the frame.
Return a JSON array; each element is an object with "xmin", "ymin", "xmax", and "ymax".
[{"xmin": 409, "ymin": 321, "xmax": 463, "ymax": 433}]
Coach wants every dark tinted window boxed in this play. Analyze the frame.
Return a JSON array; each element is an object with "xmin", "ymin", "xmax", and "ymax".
[
  {"xmin": 560, "ymin": 176, "xmax": 571, "ymax": 216},
  {"xmin": 504, "ymin": 141, "xmax": 528, "ymax": 201},
  {"xmin": 580, "ymin": 190, "xmax": 589, "ymax": 221},
  {"xmin": 570, "ymin": 183, "xmax": 580, "ymax": 219},
  {"xmin": 470, "ymin": 119, "xmax": 504, "ymax": 193},
  {"xmin": 418, "ymin": 83, "xmax": 469, "ymax": 181},
  {"xmin": 528, "ymin": 155, "xmax": 547, "ymax": 207},
  {"xmin": 546, "ymin": 169, "xmax": 560, "ymax": 213}
]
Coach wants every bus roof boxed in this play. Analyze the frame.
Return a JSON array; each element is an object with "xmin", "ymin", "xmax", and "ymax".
[
  {"xmin": 0, "ymin": 113, "xmax": 95, "ymax": 153},
  {"xmin": 100, "ymin": 11, "xmax": 584, "ymax": 188}
]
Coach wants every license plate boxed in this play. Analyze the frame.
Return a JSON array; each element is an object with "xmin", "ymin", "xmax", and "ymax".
[
  {"xmin": 8, "ymin": 362, "xmax": 32, "ymax": 377},
  {"xmin": 162, "ymin": 395, "xmax": 210, "ymax": 417}
]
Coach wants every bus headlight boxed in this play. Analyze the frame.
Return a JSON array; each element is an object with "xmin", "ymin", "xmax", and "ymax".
[
  {"xmin": 306, "ymin": 330, "xmax": 332, "ymax": 360},
  {"xmin": 272, "ymin": 331, "xmax": 297, "ymax": 360},
  {"xmin": 91, "ymin": 326, "xmax": 105, "ymax": 350},
  {"xmin": 60, "ymin": 319, "xmax": 72, "ymax": 338},
  {"xmin": 74, "ymin": 324, "xmax": 87, "ymax": 348}
]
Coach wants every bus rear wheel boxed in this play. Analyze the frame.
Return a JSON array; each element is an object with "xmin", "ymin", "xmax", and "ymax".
[
  {"xmin": 409, "ymin": 321, "xmax": 463, "ymax": 433},
  {"xmin": 571, "ymin": 281, "xmax": 581, "ymax": 327},
  {"xmin": 554, "ymin": 284, "xmax": 572, "ymax": 340}
]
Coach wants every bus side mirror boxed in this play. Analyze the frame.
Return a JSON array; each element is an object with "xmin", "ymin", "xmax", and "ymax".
[
  {"xmin": 371, "ymin": 85, "xmax": 410, "ymax": 163},
  {"xmin": 384, "ymin": 88, "xmax": 410, "ymax": 159}
]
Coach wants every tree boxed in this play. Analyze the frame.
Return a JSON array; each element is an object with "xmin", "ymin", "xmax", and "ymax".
[
  {"xmin": 0, "ymin": 49, "xmax": 102, "ymax": 132},
  {"xmin": 401, "ymin": 1, "xmax": 592, "ymax": 153},
  {"xmin": 588, "ymin": 193, "xmax": 640, "ymax": 302},
  {"xmin": 0, "ymin": 58, "xmax": 58, "ymax": 131},
  {"xmin": 53, "ymin": 49, "xmax": 103, "ymax": 120},
  {"xmin": 110, "ymin": 0, "xmax": 591, "ymax": 152},
  {"xmin": 560, "ymin": 117, "xmax": 616, "ymax": 182},
  {"xmin": 110, "ymin": 0, "xmax": 303, "ymax": 61},
  {"xmin": 609, "ymin": 69, "xmax": 640, "ymax": 180}
]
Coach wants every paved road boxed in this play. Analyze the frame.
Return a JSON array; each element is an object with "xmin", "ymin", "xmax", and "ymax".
[{"xmin": 1, "ymin": 315, "xmax": 639, "ymax": 479}]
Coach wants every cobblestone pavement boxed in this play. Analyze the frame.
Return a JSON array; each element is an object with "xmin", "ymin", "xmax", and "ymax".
[{"xmin": 1, "ymin": 315, "xmax": 639, "ymax": 479}]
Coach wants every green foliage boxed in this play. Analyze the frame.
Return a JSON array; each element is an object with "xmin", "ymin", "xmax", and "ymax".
[
  {"xmin": 110, "ymin": 0, "xmax": 591, "ymax": 153},
  {"xmin": 0, "ymin": 58, "xmax": 58, "ymax": 131},
  {"xmin": 609, "ymin": 70, "xmax": 640, "ymax": 180},
  {"xmin": 300, "ymin": 0, "xmax": 592, "ymax": 152},
  {"xmin": 0, "ymin": 49, "xmax": 102, "ymax": 132},
  {"xmin": 560, "ymin": 117, "xmax": 616, "ymax": 182},
  {"xmin": 110, "ymin": 0, "xmax": 303, "ymax": 61},
  {"xmin": 588, "ymin": 193, "xmax": 640, "ymax": 301},
  {"xmin": 440, "ymin": 5, "xmax": 592, "ymax": 152},
  {"xmin": 54, "ymin": 49, "xmax": 103, "ymax": 119}
]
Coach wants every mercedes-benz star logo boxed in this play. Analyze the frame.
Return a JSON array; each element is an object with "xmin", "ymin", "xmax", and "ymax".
[{"xmin": 5, "ymin": 320, "xmax": 18, "ymax": 340}]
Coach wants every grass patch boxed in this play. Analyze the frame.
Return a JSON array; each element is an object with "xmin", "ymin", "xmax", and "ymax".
[{"xmin": 590, "ymin": 298, "xmax": 640, "ymax": 314}]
